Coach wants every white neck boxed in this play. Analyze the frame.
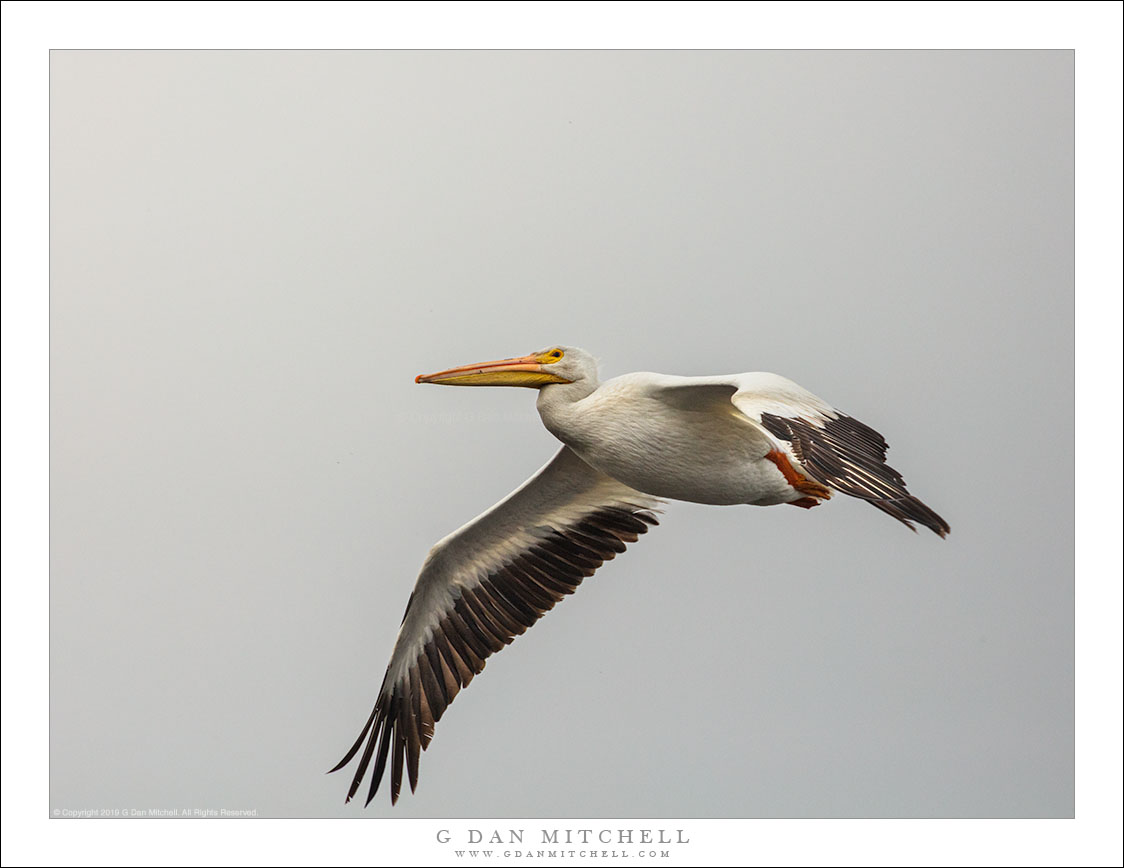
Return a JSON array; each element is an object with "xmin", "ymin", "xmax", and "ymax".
[{"xmin": 536, "ymin": 378, "xmax": 599, "ymax": 448}]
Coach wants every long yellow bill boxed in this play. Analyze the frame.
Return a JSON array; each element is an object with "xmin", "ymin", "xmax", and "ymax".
[{"xmin": 415, "ymin": 352, "xmax": 571, "ymax": 388}]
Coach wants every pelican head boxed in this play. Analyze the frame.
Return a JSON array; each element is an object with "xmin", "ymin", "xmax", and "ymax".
[{"xmin": 415, "ymin": 346, "xmax": 598, "ymax": 388}]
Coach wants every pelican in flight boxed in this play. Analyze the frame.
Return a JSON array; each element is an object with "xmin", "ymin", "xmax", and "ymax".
[{"xmin": 332, "ymin": 346, "xmax": 949, "ymax": 805}]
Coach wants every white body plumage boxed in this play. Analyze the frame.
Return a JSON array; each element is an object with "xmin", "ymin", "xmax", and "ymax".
[{"xmin": 537, "ymin": 370, "xmax": 837, "ymax": 506}]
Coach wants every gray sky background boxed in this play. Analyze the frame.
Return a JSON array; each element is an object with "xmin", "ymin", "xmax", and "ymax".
[{"xmin": 48, "ymin": 50, "xmax": 1074, "ymax": 820}]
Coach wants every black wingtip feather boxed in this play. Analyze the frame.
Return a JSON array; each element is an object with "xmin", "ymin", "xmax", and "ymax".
[
  {"xmin": 330, "ymin": 704, "xmax": 376, "ymax": 776},
  {"xmin": 866, "ymin": 492, "xmax": 950, "ymax": 538}
]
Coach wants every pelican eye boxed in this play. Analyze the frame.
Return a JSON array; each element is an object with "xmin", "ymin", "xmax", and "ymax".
[{"xmin": 547, "ymin": 349, "xmax": 564, "ymax": 361}]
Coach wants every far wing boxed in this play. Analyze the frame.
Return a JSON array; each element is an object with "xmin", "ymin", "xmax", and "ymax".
[
  {"xmin": 728, "ymin": 372, "xmax": 950, "ymax": 537},
  {"xmin": 331, "ymin": 446, "xmax": 662, "ymax": 805}
]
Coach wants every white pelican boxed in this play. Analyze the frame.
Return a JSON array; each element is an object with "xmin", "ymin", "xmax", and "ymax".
[{"xmin": 332, "ymin": 346, "xmax": 949, "ymax": 805}]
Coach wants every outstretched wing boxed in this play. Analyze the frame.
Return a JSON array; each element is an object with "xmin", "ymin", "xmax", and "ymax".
[
  {"xmin": 729, "ymin": 372, "xmax": 950, "ymax": 537},
  {"xmin": 331, "ymin": 446, "xmax": 663, "ymax": 805}
]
